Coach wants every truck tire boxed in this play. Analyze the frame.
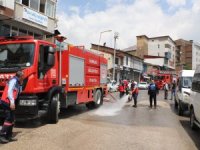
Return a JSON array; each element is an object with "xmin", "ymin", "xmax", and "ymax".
[
  {"xmin": 190, "ymin": 108, "xmax": 197, "ymax": 130},
  {"xmin": 178, "ymin": 100, "xmax": 183, "ymax": 116},
  {"xmin": 48, "ymin": 93, "xmax": 60, "ymax": 124},
  {"xmin": 174, "ymin": 99, "xmax": 178, "ymax": 109},
  {"xmin": 86, "ymin": 90, "xmax": 103, "ymax": 109}
]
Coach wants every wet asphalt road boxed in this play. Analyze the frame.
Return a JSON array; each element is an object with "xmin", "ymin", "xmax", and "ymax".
[{"xmin": 0, "ymin": 90, "xmax": 200, "ymax": 150}]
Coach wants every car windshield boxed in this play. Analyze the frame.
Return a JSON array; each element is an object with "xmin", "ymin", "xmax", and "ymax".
[
  {"xmin": 182, "ymin": 77, "xmax": 192, "ymax": 88},
  {"xmin": 0, "ymin": 43, "xmax": 34, "ymax": 68}
]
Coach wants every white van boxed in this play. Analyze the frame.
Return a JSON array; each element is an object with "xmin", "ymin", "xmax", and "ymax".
[
  {"xmin": 175, "ymin": 70, "xmax": 195, "ymax": 116},
  {"xmin": 189, "ymin": 66, "xmax": 200, "ymax": 129}
]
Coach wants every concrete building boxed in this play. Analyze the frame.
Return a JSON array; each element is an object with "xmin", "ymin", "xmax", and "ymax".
[
  {"xmin": 91, "ymin": 44, "xmax": 124, "ymax": 82},
  {"xmin": 121, "ymin": 47, "xmax": 143, "ymax": 82},
  {"xmin": 135, "ymin": 35, "xmax": 176, "ymax": 70},
  {"xmin": 91, "ymin": 44, "xmax": 143, "ymax": 82},
  {"xmin": 176, "ymin": 39, "xmax": 200, "ymax": 71},
  {"xmin": 0, "ymin": 0, "xmax": 57, "ymax": 42}
]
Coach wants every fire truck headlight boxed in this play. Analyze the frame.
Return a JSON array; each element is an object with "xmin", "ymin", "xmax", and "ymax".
[{"xmin": 19, "ymin": 100, "xmax": 37, "ymax": 106}]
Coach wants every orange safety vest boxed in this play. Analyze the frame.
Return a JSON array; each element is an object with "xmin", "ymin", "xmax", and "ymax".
[
  {"xmin": 118, "ymin": 85, "xmax": 125, "ymax": 92},
  {"xmin": 1, "ymin": 83, "xmax": 18, "ymax": 105},
  {"xmin": 132, "ymin": 87, "xmax": 139, "ymax": 94}
]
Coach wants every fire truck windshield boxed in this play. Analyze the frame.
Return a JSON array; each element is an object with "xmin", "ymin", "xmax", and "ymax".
[{"xmin": 0, "ymin": 43, "xmax": 34, "ymax": 68}]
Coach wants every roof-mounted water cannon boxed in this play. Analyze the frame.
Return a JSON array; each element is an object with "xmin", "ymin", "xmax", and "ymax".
[{"xmin": 54, "ymin": 35, "xmax": 67, "ymax": 43}]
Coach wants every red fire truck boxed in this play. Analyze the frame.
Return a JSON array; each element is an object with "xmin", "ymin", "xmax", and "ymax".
[
  {"xmin": 154, "ymin": 71, "xmax": 176, "ymax": 89},
  {"xmin": 0, "ymin": 36, "xmax": 107, "ymax": 123}
]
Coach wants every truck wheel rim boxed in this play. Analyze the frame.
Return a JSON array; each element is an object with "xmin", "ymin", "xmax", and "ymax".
[{"xmin": 96, "ymin": 92, "xmax": 101, "ymax": 105}]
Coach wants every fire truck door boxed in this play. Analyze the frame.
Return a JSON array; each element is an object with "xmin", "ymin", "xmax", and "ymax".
[{"xmin": 37, "ymin": 45, "xmax": 54, "ymax": 90}]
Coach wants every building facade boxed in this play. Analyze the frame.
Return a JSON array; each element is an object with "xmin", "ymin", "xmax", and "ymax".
[
  {"xmin": 192, "ymin": 42, "xmax": 200, "ymax": 70},
  {"xmin": 0, "ymin": 0, "xmax": 57, "ymax": 42},
  {"xmin": 175, "ymin": 39, "xmax": 200, "ymax": 71},
  {"xmin": 136, "ymin": 35, "xmax": 176, "ymax": 70},
  {"xmin": 91, "ymin": 44, "xmax": 143, "ymax": 82}
]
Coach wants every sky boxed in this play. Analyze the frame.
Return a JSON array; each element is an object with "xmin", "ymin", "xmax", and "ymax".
[{"xmin": 56, "ymin": 0, "xmax": 200, "ymax": 49}]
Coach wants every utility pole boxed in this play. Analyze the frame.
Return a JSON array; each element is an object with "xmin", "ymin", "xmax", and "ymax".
[{"xmin": 113, "ymin": 32, "xmax": 119, "ymax": 81}]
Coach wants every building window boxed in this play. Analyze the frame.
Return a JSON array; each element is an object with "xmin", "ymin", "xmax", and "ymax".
[
  {"xmin": 16, "ymin": 0, "xmax": 22, "ymax": 3},
  {"xmin": 0, "ymin": 25, "xmax": 11, "ymax": 36},
  {"xmin": 22, "ymin": 0, "xmax": 29, "ymax": 6},
  {"xmin": 28, "ymin": 31, "xmax": 34, "ymax": 36},
  {"xmin": 34, "ymin": 33, "xmax": 43, "ymax": 39},
  {"xmin": 165, "ymin": 44, "xmax": 171, "ymax": 49},
  {"xmin": 30, "ymin": 0, "xmax": 39, "ymax": 11},
  {"xmin": 19, "ymin": 29, "xmax": 27, "ymax": 36},
  {"xmin": 40, "ymin": 0, "xmax": 46, "ymax": 13},
  {"xmin": 126, "ymin": 56, "xmax": 128, "ymax": 65},
  {"xmin": 46, "ymin": 0, "xmax": 55, "ymax": 18},
  {"xmin": 11, "ymin": 27, "xmax": 18, "ymax": 36},
  {"xmin": 115, "ymin": 57, "xmax": 119, "ymax": 65}
]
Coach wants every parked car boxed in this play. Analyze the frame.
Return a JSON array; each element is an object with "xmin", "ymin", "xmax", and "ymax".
[
  {"xmin": 189, "ymin": 66, "xmax": 200, "ymax": 129},
  {"xmin": 138, "ymin": 82, "xmax": 149, "ymax": 89},
  {"xmin": 175, "ymin": 70, "xmax": 195, "ymax": 116},
  {"xmin": 107, "ymin": 80, "xmax": 119, "ymax": 92}
]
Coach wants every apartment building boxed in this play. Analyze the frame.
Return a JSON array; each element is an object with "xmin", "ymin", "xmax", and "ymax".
[
  {"xmin": 176, "ymin": 39, "xmax": 200, "ymax": 71},
  {"xmin": 91, "ymin": 44, "xmax": 124, "ymax": 82},
  {"xmin": 136, "ymin": 35, "xmax": 176, "ymax": 70},
  {"xmin": 91, "ymin": 44, "xmax": 143, "ymax": 82},
  {"xmin": 0, "ymin": 0, "xmax": 57, "ymax": 42}
]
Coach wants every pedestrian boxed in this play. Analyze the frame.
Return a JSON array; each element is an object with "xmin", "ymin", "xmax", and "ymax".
[
  {"xmin": 170, "ymin": 80, "xmax": 176, "ymax": 100},
  {"xmin": 118, "ymin": 83, "xmax": 125, "ymax": 98},
  {"xmin": 164, "ymin": 82, "xmax": 169, "ymax": 100},
  {"xmin": 0, "ymin": 71, "xmax": 24, "ymax": 144},
  {"xmin": 148, "ymin": 80, "xmax": 159, "ymax": 108},
  {"xmin": 132, "ymin": 82, "xmax": 139, "ymax": 107}
]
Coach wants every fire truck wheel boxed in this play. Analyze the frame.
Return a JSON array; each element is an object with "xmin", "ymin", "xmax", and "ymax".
[
  {"xmin": 48, "ymin": 93, "xmax": 60, "ymax": 123},
  {"xmin": 94, "ymin": 90, "xmax": 103, "ymax": 106},
  {"xmin": 86, "ymin": 90, "xmax": 103, "ymax": 109}
]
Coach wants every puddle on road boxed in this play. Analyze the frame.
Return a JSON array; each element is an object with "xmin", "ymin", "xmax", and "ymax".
[{"xmin": 91, "ymin": 95, "xmax": 129, "ymax": 117}]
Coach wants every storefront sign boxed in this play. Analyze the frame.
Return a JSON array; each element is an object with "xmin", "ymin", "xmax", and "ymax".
[{"xmin": 23, "ymin": 7, "xmax": 48, "ymax": 27}]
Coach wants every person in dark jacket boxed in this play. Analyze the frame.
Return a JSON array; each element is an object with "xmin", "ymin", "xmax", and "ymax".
[
  {"xmin": 0, "ymin": 71, "xmax": 24, "ymax": 143},
  {"xmin": 170, "ymin": 80, "xmax": 176, "ymax": 100},
  {"xmin": 148, "ymin": 80, "xmax": 159, "ymax": 108}
]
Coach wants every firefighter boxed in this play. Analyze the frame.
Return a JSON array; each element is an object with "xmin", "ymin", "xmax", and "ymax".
[
  {"xmin": 118, "ymin": 83, "xmax": 125, "ymax": 98},
  {"xmin": 0, "ymin": 71, "xmax": 24, "ymax": 143},
  {"xmin": 148, "ymin": 80, "xmax": 159, "ymax": 108},
  {"xmin": 132, "ymin": 82, "xmax": 139, "ymax": 107}
]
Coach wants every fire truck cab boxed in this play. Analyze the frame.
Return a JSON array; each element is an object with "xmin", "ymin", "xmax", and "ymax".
[{"xmin": 0, "ymin": 36, "xmax": 107, "ymax": 123}]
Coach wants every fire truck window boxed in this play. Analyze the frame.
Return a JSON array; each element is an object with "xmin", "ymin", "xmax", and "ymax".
[
  {"xmin": 38, "ymin": 45, "xmax": 53, "ymax": 79},
  {"xmin": 0, "ymin": 43, "xmax": 34, "ymax": 68}
]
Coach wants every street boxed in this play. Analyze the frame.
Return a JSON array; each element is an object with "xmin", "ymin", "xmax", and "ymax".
[{"xmin": 0, "ymin": 90, "xmax": 200, "ymax": 150}]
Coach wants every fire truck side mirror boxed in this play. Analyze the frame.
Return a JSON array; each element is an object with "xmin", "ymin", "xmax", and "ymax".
[
  {"xmin": 47, "ymin": 47, "xmax": 55, "ymax": 66},
  {"xmin": 48, "ymin": 47, "xmax": 55, "ymax": 53},
  {"xmin": 47, "ymin": 53, "xmax": 55, "ymax": 66}
]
